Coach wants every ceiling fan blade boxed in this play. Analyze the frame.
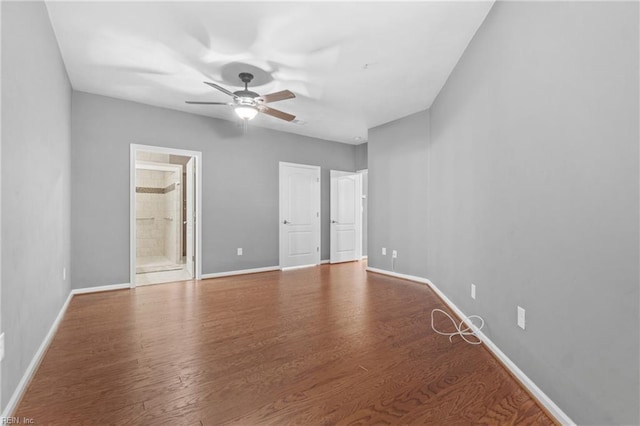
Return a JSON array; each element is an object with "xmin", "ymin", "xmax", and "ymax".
[
  {"xmin": 203, "ymin": 81, "xmax": 237, "ymax": 98},
  {"xmin": 185, "ymin": 101, "xmax": 232, "ymax": 105},
  {"xmin": 258, "ymin": 105, "xmax": 296, "ymax": 122},
  {"xmin": 260, "ymin": 90, "xmax": 296, "ymax": 104}
]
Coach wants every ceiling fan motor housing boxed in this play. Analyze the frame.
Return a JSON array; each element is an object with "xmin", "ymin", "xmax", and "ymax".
[{"xmin": 234, "ymin": 90, "xmax": 260, "ymax": 100}]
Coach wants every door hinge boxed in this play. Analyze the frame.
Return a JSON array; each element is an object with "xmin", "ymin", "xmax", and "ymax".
[
  {"xmin": 316, "ymin": 212, "xmax": 319, "ymax": 217},
  {"xmin": 317, "ymin": 246, "xmax": 319, "ymax": 252},
  {"xmin": 317, "ymin": 177, "xmax": 320, "ymax": 183}
]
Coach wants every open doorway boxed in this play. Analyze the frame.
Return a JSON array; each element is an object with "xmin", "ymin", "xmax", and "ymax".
[{"xmin": 130, "ymin": 144, "xmax": 202, "ymax": 286}]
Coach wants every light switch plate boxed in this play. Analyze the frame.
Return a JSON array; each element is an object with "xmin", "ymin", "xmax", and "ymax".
[
  {"xmin": 517, "ymin": 306, "xmax": 526, "ymax": 330},
  {"xmin": 471, "ymin": 284, "xmax": 476, "ymax": 299},
  {"xmin": 0, "ymin": 333, "xmax": 5, "ymax": 362},
  {"xmin": 382, "ymin": 247, "xmax": 386, "ymax": 255},
  {"xmin": 237, "ymin": 248, "xmax": 243, "ymax": 256}
]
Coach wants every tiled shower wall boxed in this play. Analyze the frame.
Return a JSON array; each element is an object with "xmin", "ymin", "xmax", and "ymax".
[{"xmin": 136, "ymin": 169, "xmax": 169, "ymax": 258}]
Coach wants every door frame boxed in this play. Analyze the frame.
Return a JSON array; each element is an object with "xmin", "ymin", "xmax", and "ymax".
[
  {"xmin": 357, "ymin": 169, "xmax": 368, "ymax": 260},
  {"xmin": 130, "ymin": 144, "xmax": 203, "ymax": 287},
  {"xmin": 184, "ymin": 157, "xmax": 195, "ymax": 277},
  {"xmin": 279, "ymin": 161, "xmax": 321, "ymax": 270}
]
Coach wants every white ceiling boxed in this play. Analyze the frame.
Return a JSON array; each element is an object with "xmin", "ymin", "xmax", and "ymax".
[{"xmin": 46, "ymin": 1, "xmax": 494, "ymax": 144}]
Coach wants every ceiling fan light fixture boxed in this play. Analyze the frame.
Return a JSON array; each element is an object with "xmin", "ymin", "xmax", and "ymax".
[
  {"xmin": 187, "ymin": 73, "xmax": 295, "ymax": 123},
  {"xmin": 235, "ymin": 105, "xmax": 258, "ymax": 120}
]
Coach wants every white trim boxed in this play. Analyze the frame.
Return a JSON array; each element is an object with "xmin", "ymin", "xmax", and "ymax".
[
  {"xmin": 201, "ymin": 266, "xmax": 280, "ymax": 279},
  {"xmin": 281, "ymin": 264, "xmax": 317, "ymax": 271},
  {"xmin": 72, "ymin": 283, "xmax": 131, "ymax": 295},
  {"xmin": 1, "ymin": 291, "xmax": 73, "ymax": 419},
  {"xmin": 366, "ymin": 267, "xmax": 431, "ymax": 285},
  {"xmin": 320, "ymin": 259, "xmax": 330, "ymax": 264},
  {"xmin": 130, "ymin": 144, "xmax": 203, "ymax": 288},
  {"xmin": 361, "ymin": 256, "xmax": 368, "ymax": 260},
  {"xmin": 365, "ymin": 267, "xmax": 575, "ymax": 426}
]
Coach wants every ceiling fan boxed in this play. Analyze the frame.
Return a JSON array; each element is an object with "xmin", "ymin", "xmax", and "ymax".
[{"xmin": 186, "ymin": 72, "xmax": 296, "ymax": 122}]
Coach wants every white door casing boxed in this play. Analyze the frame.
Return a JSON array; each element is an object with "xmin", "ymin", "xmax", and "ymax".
[
  {"xmin": 279, "ymin": 162, "xmax": 321, "ymax": 269},
  {"xmin": 185, "ymin": 157, "xmax": 195, "ymax": 277},
  {"xmin": 330, "ymin": 170, "xmax": 362, "ymax": 264}
]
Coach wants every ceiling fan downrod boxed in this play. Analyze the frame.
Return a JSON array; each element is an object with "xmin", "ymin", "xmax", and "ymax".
[{"xmin": 238, "ymin": 72, "xmax": 253, "ymax": 91}]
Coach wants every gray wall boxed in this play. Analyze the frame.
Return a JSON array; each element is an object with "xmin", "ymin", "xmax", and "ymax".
[
  {"xmin": 355, "ymin": 143, "xmax": 367, "ymax": 171},
  {"xmin": 368, "ymin": 2, "xmax": 639, "ymax": 425},
  {"xmin": 368, "ymin": 111, "xmax": 430, "ymax": 278},
  {"xmin": 71, "ymin": 92, "xmax": 356, "ymax": 288},
  {"xmin": 1, "ymin": 1, "xmax": 71, "ymax": 408}
]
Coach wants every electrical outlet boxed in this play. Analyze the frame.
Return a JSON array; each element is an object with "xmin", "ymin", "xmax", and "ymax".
[
  {"xmin": 63, "ymin": 267, "xmax": 67, "ymax": 281},
  {"xmin": 237, "ymin": 248, "xmax": 243, "ymax": 256},
  {"xmin": 392, "ymin": 250, "xmax": 398, "ymax": 258},
  {"xmin": 0, "ymin": 333, "xmax": 4, "ymax": 362},
  {"xmin": 382, "ymin": 247, "xmax": 386, "ymax": 255},
  {"xmin": 471, "ymin": 283, "xmax": 476, "ymax": 299},
  {"xmin": 517, "ymin": 306, "xmax": 526, "ymax": 330}
]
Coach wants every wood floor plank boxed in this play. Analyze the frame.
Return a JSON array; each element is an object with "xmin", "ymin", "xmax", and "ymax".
[{"xmin": 15, "ymin": 262, "xmax": 555, "ymax": 425}]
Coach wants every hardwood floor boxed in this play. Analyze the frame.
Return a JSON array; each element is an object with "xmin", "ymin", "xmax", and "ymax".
[{"xmin": 16, "ymin": 262, "xmax": 555, "ymax": 425}]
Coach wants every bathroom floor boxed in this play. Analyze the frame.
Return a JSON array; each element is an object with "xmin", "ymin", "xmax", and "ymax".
[
  {"xmin": 136, "ymin": 256, "xmax": 192, "ymax": 286},
  {"xmin": 136, "ymin": 255, "xmax": 184, "ymax": 273}
]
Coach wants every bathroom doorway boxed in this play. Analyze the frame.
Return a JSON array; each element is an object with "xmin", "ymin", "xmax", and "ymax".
[{"xmin": 130, "ymin": 144, "xmax": 202, "ymax": 287}]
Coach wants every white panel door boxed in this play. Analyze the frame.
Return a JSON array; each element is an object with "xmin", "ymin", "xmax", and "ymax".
[
  {"xmin": 279, "ymin": 162, "xmax": 320, "ymax": 269},
  {"xmin": 330, "ymin": 170, "xmax": 362, "ymax": 263},
  {"xmin": 185, "ymin": 157, "xmax": 195, "ymax": 277}
]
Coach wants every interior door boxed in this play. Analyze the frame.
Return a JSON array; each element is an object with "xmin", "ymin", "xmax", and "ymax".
[
  {"xmin": 279, "ymin": 162, "xmax": 321, "ymax": 269},
  {"xmin": 185, "ymin": 157, "xmax": 195, "ymax": 277},
  {"xmin": 330, "ymin": 170, "xmax": 362, "ymax": 263}
]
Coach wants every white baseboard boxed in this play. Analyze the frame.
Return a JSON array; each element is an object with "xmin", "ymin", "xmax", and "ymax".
[
  {"xmin": 1, "ymin": 291, "xmax": 74, "ymax": 419},
  {"xmin": 201, "ymin": 266, "xmax": 280, "ymax": 279},
  {"xmin": 365, "ymin": 267, "xmax": 575, "ymax": 426},
  {"xmin": 321, "ymin": 259, "xmax": 369, "ymax": 265},
  {"xmin": 72, "ymin": 283, "xmax": 131, "ymax": 295},
  {"xmin": 366, "ymin": 267, "xmax": 430, "ymax": 285},
  {"xmin": 280, "ymin": 264, "xmax": 318, "ymax": 271}
]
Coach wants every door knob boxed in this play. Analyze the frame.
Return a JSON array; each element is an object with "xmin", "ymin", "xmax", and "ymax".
[
  {"xmin": 283, "ymin": 220, "xmax": 290, "ymax": 224},
  {"xmin": 331, "ymin": 220, "xmax": 338, "ymax": 224}
]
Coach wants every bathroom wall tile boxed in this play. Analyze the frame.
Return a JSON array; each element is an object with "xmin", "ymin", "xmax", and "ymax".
[
  {"xmin": 136, "ymin": 151, "xmax": 151, "ymax": 161},
  {"xmin": 150, "ymin": 153, "xmax": 169, "ymax": 162}
]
